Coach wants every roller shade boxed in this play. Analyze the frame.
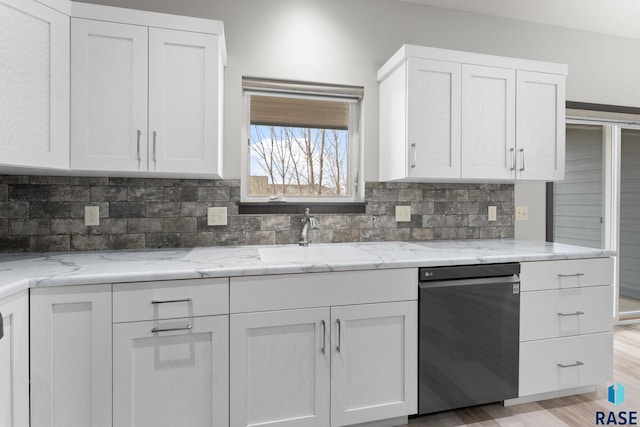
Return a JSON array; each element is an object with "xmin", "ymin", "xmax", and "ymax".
[{"xmin": 250, "ymin": 95, "xmax": 349, "ymax": 130}]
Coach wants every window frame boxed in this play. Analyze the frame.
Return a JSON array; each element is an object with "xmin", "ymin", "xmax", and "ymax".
[{"xmin": 240, "ymin": 78, "xmax": 364, "ymax": 204}]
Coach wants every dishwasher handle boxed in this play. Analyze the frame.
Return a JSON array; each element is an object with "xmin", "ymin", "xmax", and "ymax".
[
  {"xmin": 419, "ymin": 274, "xmax": 520, "ymax": 289},
  {"xmin": 0, "ymin": 312, "xmax": 3, "ymax": 340}
]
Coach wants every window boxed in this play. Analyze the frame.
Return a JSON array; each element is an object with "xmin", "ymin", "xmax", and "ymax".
[{"xmin": 241, "ymin": 78, "xmax": 363, "ymax": 203}]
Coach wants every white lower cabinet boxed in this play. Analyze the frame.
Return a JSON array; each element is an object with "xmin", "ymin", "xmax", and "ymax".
[
  {"xmin": 113, "ymin": 315, "xmax": 230, "ymax": 427},
  {"xmin": 230, "ymin": 301, "xmax": 417, "ymax": 427},
  {"xmin": 30, "ymin": 285, "xmax": 112, "ymax": 427},
  {"xmin": 516, "ymin": 258, "xmax": 614, "ymax": 401},
  {"xmin": 0, "ymin": 291, "xmax": 29, "ymax": 427}
]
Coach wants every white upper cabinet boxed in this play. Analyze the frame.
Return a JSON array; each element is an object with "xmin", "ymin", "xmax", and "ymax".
[
  {"xmin": 378, "ymin": 45, "xmax": 567, "ymax": 182},
  {"xmin": 0, "ymin": 0, "xmax": 69, "ymax": 171},
  {"xmin": 516, "ymin": 71, "xmax": 566, "ymax": 181},
  {"xmin": 70, "ymin": 3, "xmax": 226, "ymax": 178},
  {"xmin": 461, "ymin": 65, "xmax": 516, "ymax": 180},
  {"xmin": 71, "ymin": 19, "xmax": 149, "ymax": 173}
]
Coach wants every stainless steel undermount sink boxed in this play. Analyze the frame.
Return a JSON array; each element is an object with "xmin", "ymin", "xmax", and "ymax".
[{"xmin": 258, "ymin": 245, "xmax": 378, "ymax": 264}]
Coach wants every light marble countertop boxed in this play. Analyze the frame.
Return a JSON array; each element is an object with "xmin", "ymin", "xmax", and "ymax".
[{"xmin": 0, "ymin": 239, "xmax": 615, "ymax": 299}]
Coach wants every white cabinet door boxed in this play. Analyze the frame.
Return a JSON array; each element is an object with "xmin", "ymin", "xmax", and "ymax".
[
  {"xmin": 516, "ymin": 70, "xmax": 566, "ymax": 181},
  {"xmin": 30, "ymin": 285, "xmax": 112, "ymax": 427},
  {"xmin": 0, "ymin": 291, "xmax": 29, "ymax": 427},
  {"xmin": 331, "ymin": 301, "xmax": 417, "ymax": 427},
  {"xmin": 230, "ymin": 308, "xmax": 330, "ymax": 427},
  {"xmin": 461, "ymin": 65, "xmax": 516, "ymax": 180},
  {"xmin": 71, "ymin": 18, "xmax": 148, "ymax": 172},
  {"xmin": 113, "ymin": 315, "xmax": 229, "ymax": 427},
  {"xmin": 0, "ymin": 0, "xmax": 69, "ymax": 170},
  {"xmin": 149, "ymin": 28, "xmax": 222, "ymax": 176},
  {"xmin": 407, "ymin": 58, "xmax": 461, "ymax": 179}
]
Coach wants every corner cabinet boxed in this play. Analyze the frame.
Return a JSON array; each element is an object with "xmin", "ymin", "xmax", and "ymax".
[
  {"xmin": 229, "ymin": 269, "xmax": 418, "ymax": 427},
  {"xmin": 378, "ymin": 45, "xmax": 566, "ymax": 182},
  {"xmin": 0, "ymin": 0, "xmax": 70, "ymax": 171},
  {"xmin": 0, "ymin": 291, "xmax": 29, "ymax": 427},
  {"xmin": 70, "ymin": 3, "xmax": 226, "ymax": 178}
]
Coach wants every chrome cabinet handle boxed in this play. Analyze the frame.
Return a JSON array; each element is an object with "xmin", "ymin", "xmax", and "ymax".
[
  {"xmin": 519, "ymin": 148, "xmax": 525, "ymax": 172},
  {"xmin": 557, "ymin": 361, "xmax": 584, "ymax": 368},
  {"xmin": 136, "ymin": 130, "xmax": 142, "ymax": 161},
  {"xmin": 336, "ymin": 319, "xmax": 341, "ymax": 353},
  {"xmin": 510, "ymin": 148, "xmax": 516, "ymax": 171},
  {"xmin": 411, "ymin": 143, "xmax": 417, "ymax": 168},
  {"xmin": 557, "ymin": 311, "xmax": 585, "ymax": 317},
  {"xmin": 152, "ymin": 130, "xmax": 157, "ymax": 163},
  {"xmin": 151, "ymin": 297, "xmax": 193, "ymax": 305},
  {"xmin": 558, "ymin": 273, "xmax": 585, "ymax": 278},
  {"xmin": 321, "ymin": 320, "xmax": 326, "ymax": 354},
  {"xmin": 151, "ymin": 324, "xmax": 192, "ymax": 333}
]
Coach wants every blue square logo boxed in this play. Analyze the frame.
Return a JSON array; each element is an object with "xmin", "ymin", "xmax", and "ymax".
[{"xmin": 608, "ymin": 383, "xmax": 625, "ymax": 406}]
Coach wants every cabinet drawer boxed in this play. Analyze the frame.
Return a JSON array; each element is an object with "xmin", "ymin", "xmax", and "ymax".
[
  {"xmin": 520, "ymin": 285, "xmax": 613, "ymax": 341},
  {"xmin": 113, "ymin": 278, "xmax": 228, "ymax": 322},
  {"xmin": 519, "ymin": 332, "xmax": 613, "ymax": 397},
  {"xmin": 520, "ymin": 258, "xmax": 613, "ymax": 291}
]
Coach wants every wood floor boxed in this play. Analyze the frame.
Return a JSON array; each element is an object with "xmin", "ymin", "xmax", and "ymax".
[{"xmin": 405, "ymin": 324, "xmax": 640, "ymax": 427}]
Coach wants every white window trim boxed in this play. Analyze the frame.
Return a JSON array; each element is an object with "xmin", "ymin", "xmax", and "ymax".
[{"xmin": 241, "ymin": 82, "xmax": 364, "ymax": 204}]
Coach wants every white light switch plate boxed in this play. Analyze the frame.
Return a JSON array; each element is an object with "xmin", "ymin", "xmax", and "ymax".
[
  {"xmin": 208, "ymin": 207, "xmax": 227, "ymax": 226},
  {"xmin": 85, "ymin": 206, "xmax": 100, "ymax": 226},
  {"xmin": 515, "ymin": 206, "xmax": 529, "ymax": 221},
  {"xmin": 395, "ymin": 205, "xmax": 411, "ymax": 222},
  {"xmin": 488, "ymin": 206, "xmax": 497, "ymax": 222}
]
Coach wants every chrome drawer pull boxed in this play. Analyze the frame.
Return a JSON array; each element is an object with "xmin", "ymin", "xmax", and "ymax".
[
  {"xmin": 557, "ymin": 273, "xmax": 585, "ymax": 278},
  {"xmin": 151, "ymin": 297, "xmax": 193, "ymax": 305},
  {"xmin": 557, "ymin": 311, "xmax": 585, "ymax": 317},
  {"xmin": 151, "ymin": 324, "xmax": 193, "ymax": 333},
  {"xmin": 557, "ymin": 361, "xmax": 584, "ymax": 368},
  {"xmin": 336, "ymin": 319, "xmax": 341, "ymax": 353},
  {"xmin": 321, "ymin": 320, "xmax": 326, "ymax": 354},
  {"xmin": 411, "ymin": 143, "xmax": 417, "ymax": 168}
]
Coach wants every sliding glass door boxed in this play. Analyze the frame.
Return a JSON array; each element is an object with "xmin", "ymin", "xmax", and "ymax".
[
  {"xmin": 551, "ymin": 121, "xmax": 640, "ymax": 322},
  {"xmin": 619, "ymin": 129, "xmax": 640, "ymax": 317}
]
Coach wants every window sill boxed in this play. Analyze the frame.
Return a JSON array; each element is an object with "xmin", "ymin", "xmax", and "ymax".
[{"xmin": 238, "ymin": 202, "xmax": 367, "ymax": 215}]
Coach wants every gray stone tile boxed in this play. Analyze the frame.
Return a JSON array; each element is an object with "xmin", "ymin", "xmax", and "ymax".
[
  {"xmin": 434, "ymin": 227, "xmax": 458, "ymax": 240},
  {"xmin": 434, "ymin": 202, "xmax": 457, "ymax": 215},
  {"xmin": 246, "ymin": 231, "xmax": 276, "ymax": 245},
  {"xmin": 9, "ymin": 184, "xmax": 49, "ymax": 201},
  {"xmin": 71, "ymin": 235, "xmax": 110, "ymax": 251},
  {"xmin": 0, "ymin": 218, "xmax": 7, "ymax": 235},
  {"xmin": 164, "ymin": 187, "xmax": 198, "ymax": 202},
  {"xmin": 29, "ymin": 202, "xmax": 70, "ymax": 219},
  {"xmin": 0, "ymin": 236, "xmax": 30, "ymax": 252},
  {"xmin": 128, "ymin": 186, "xmax": 164, "ymax": 202},
  {"xmin": 371, "ymin": 188, "xmax": 399, "ymax": 201},
  {"xmin": 490, "ymin": 189, "xmax": 514, "ymax": 202},
  {"xmin": 91, "ymin": 186, "xmax": 128, "ymax": 202},
  {"xmin": 146, "ymin": 202, "xmax": 181, "ymax": 218},
  {"xmin": 30, "ymin": 235, "xmax": 70, "ymax": 252},
  {"xmin": 386, "ymin": 227, "xmax": 410, "ymax": 241},
  {"xmin": 422, "ymin": 215, "xmax": 446, "ymax": 228},
  {"xmin": 88, "ymin": 218, "xmax": 127, "ymax": 235},
  {"xmin": 71, "ymin": 177, "xmax": 109, "ymax": 186},
  {"xmin": 332, "ymin": 228, "xmax": 359, "ymax": 243},
  {"xmin": 0, "ymin": 184, "xmax": 7, "ymax": 201},
  {"xmin": 51, "ymin": 219, "xmax": 87, "ymax": 235},
  {"xmin": 227, "ymin": 216, "xmax": 261, "ymax": 232},
  {"xmin": 0, "ymin": 202, "xmax": 29, "ymax": 219},
  {"xmin": 181, "ymin": 202, "xmax": 208, "ymax": 217},
  {"xmin": 30, "ymin": 176, "xmax": 70, "ymax": 185},
  {"xmin": 163, "ymin": 217, "xmax": 197, "ymax": 233},
  {"xmin": 457, "ymin": 227, "xmax": 481, "ymax": 240},
  {"xmin": 399, "ymin": 188, "xmax": 422, "ymax": 202},
  {"xmin": 9, "ymin": 219, "xmax": 50, "ymax": 235},
  {"xmin": 110, "ymin": 202, "xmax": 145, "ymax": 218},
  {"xmin": 0, "ymin": 176, "xmax": 29, "ymax": 184},
  {"xmin": 360, "ymin": 228, "xmax": 386, "ymax": 242},
  {"xmin": 410, "ymin": 227, "xmax": 434, "ymax": 241},
  {"xmin": 198, "ymin": 186, "xmax": 230, "ymax": 202},
  {"xmin": 180, "ymin": 232, "xmax": 214, "ymax": 248},
  {"xmin": 347, "ymin": 215, "xmax": 373, "ymax": 229},
  {"xmin": 128, "ymin": 218, "xmax": 163, "ymax": 234},
  {"xmin": 318, "ymin": 215, "xmax": 348, "ymax": 230},
  {"xmin": 109, "ymin": 177, "xmax": 145, "ymax": 186},
  {"xmin": 214, "ymin": 231, "xmax": 245, "ymax": 246},
  {"xmin": 146, "ymin": 233, "xmax": 180, "ymax": 248},
  {"xmin": 445, "ymin": 215, "xmax": 468, "ymax": 227},
  {"xmin": 50, "ymin": 186, "xmax": 90, "ymax": 202},
  {"xmin": 261, "ymin": 215, "xmax": 291, "ymax": 231},
  {"xmin": 70, "ymin": 202, "xmax": 109, "ymax": 219},
  {"xmin": 275, "ymin": 230, "xmax": 299, "ymax": 245},
  {"xmin": 110, "ymin": 234, "xmax": 145, "ymax": 250}
]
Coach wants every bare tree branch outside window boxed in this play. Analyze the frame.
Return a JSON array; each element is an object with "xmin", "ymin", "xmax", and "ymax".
[{"xmin": 249, "ymin": 125, "xmax": 349, "ymax": 197}]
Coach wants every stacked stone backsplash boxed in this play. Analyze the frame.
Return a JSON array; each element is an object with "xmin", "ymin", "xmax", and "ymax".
[{"xmin": 0, "ymin": 175, "xmax": 513, "ymax": 253}]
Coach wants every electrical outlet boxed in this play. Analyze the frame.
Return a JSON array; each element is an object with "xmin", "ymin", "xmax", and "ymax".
[
  {"xmin": 515, "ymin": 206, "xmax": 529, "ymax": 221},
  {"xmin": 85, "ymin": 206, "xmax": 100, "ymax": 226},
  {"xmin": 208, "ymin": 207, "xmax": 227, "ymax": 226},
  {"xmin": 488, "ymin": 206, "xmax": 497, "ymax": 222},
  {"xmin": 395, "ymin": 205, "xmax": 411, "ymax": 222}
]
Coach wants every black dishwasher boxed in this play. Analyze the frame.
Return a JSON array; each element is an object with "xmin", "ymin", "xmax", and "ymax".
[{"xmin": 418, "ymin": 263, "xmax": 520, "ymax": 415}]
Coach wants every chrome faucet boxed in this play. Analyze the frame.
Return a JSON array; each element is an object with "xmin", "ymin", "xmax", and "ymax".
[{"xmin": 299, "ymin": 208, "xmax": 320, "ymax": 246}]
